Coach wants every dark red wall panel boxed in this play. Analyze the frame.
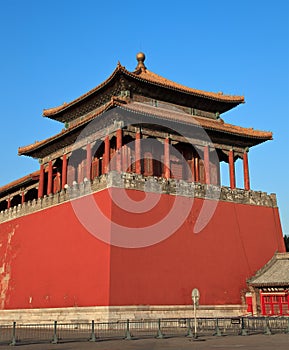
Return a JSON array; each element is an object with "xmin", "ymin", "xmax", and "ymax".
[
  {"xmin": 0, "ymin": 188, "xmax": 285, "ymax": 309},
  {"xmin": 109, "ymin": 189, "xmax": 285, "ymax": 306},
  {"xmin": 0, "ymin": 191, "xmax": 112, "ymax": 309}
]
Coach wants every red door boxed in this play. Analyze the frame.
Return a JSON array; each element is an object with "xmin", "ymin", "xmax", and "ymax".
[{"xmin": 261, "ymin": 293, "xmax": 289, "ymax": 316}]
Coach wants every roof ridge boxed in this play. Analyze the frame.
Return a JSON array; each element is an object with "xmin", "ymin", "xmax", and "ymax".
[{"xmin": 129, "ymin": 68, "xmax": 244, "ymax": 102}]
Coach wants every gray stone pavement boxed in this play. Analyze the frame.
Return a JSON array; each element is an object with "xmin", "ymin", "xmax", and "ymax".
[{"xmin": 8, "ymin": 334, "xmax": 289, "ymax": 350}]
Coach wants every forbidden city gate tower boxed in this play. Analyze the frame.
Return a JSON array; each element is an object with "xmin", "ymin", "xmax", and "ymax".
[{"xmin": 0, "ymin": 53, "xmax": 287, "ymax": 321}]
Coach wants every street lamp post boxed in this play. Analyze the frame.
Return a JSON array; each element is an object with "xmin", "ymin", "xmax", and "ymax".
[{"xmin": 191, "ymin": 288, "xmax": 200, "ymax": 339}]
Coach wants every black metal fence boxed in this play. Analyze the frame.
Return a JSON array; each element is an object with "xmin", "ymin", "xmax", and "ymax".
[{"xmin": 0, "ymin": 317, "xmax": 288, "ymax": 346}]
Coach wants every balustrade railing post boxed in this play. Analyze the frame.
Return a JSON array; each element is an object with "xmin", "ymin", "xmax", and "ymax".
[
  {"xmin": 241, "ymin": 317, "xmax": 248, "ymax": 336},
  {"xmin": 156, "ymin": 318, "xmax": 164, "ymax": 338},
  {"xmin": 51, "ymin": 321, "xmax": 58, "ymax": 344},
  {"xmin": 214, "ymin": 318, "xmax": 222, "ymax": 336},
  {"xmin": 10, "ymin": 321, "xmax": 17, "ymax": 346},
  {"xmin": 264, "ymin": 317, "xmax": 271, "ymax": 335},
  {"xmin": 89, "ymin": 320, "xmax": 96, "ymax": 342},
  {"xmin": 125, "ymin": 319, "xmax": 132, "ymax": 340},
  {"xmin": 186, "ymin": 318, "xmax": 193, "ymax": 338}
]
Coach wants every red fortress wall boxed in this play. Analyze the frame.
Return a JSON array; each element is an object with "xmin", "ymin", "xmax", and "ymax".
[{"xmin": 0, "ymin": 188, "xmax": 285, "ymax": 310}]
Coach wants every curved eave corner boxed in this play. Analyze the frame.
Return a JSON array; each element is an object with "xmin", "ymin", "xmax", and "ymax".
[
  {"xmin": 42, "ymin": 63, "xmax": 125, "ymax": 119},
  {"xmin": 0, "ymin": 170, "xmax": 40, "ymax": 196}
]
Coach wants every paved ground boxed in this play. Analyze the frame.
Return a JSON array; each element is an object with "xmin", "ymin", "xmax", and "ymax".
[{"xmin": 6, "ymin": 334, "xmax": 289, "ymax": 350}]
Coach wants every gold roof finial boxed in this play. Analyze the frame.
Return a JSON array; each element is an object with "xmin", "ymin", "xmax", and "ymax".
[{"xmin": 135, "ymin": 52, "xmax": 146, "ymax": 71}]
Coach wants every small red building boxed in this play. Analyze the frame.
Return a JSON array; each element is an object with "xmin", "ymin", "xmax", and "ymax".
[
  {"xmin": 248, "ymin": 253, "xmax": 289, "ymax": 316},
  {"xmin": 0, "ymin": 53, "xmax": 286, "ymax": 322}
]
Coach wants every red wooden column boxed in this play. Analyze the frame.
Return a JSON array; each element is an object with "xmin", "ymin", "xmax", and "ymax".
[
  {"xmin": 135, "ymin": 130, "xmax": 141, "ymax": 174},
  {"xmin": 38, "ymin": 163, "xmax": 44, "ymax": 198},
  {"xmin": 164, "ymin": 137, "xmax": 170, "ymax": 179},
  {"xmin": 243, "ymin": 150, "xmax": 250, "ymax": 190},
  {"xmin": 47, "ymin": 160, "xmax": 53, "ymax": 195},
  {"xmin": 7, "ymin": 197, "xmax": 11, "ymax": 209},
  {"xmin": 116, "ymin": 129, "xmax": 122, "ymax": 172},
  {"xmin": 190, "ymin": 157, "xmax": 195, "ymax": 181},
  {"xmin": 61, "ymin": 154, "xmax": 67, "ymax": 189},
  {"xmin": 204, "ymin": 145, "xmax": 211, "ymax": 184},
  {"xmin": 229, "ymin": 149, "xmax": 236, "ymax": 189},
  {"xmin": 21, "ymin": 191, "xmax": 25, "ymax": 205},
  {"xmin": 86, "ymin": 144, "xmax": 92, "ymax": 180},
  {"xmin": 195, "ymin": 157, "xmax": 200, "ymax": 182},
  {"xmin": 103, "ymin": 136, "xmax": 110, "ymax": 174}
]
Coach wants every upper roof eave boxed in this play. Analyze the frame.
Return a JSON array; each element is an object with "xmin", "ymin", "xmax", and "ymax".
[{"xmin": 42, "ymin": 62, "xmax": 245, "ymax": 120}]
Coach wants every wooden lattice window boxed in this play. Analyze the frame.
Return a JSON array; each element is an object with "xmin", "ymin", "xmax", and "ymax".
[
  {"xmin": 170, "ymin": 160, "xmax": 183, "ymax": 180},
  {"xmin": 261, "ymin": 293, "xmax": 289, "ymax": 316},
  {"xmin": 144, "ymin": 152, "xmax": 153, "ymax": 176},
  {"xmin": 53, "ymin": 173, "xmax": 61, "ymax": 193},
  {"xmin": 67, "ymin": 165, "xmax": 75, "ymax": 186},
  {"xmin": 91, "ymin": 159, "xmax": 100, "ymax": 178},
  {"xmin": 199, "ymin": 159, "xmax": 205, "ymax": 184},
  {"xmin": 77, "ymin": 159, "xmax": 86, "ymax": 183}
]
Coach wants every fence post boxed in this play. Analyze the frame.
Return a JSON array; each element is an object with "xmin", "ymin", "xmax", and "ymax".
[
  {"xmin": 214, "ymin": 318, "xmax": 222, "ymax": 336},
  {"xmin": 9, "ymin": 321, "xmax": 17, "ymax": 346},
  {"xmin": 89, "ymin": 320, "xmax": 96, "ymax": 342},
  {"xmin": 125, "ymin": 319, "xmax": 132, "ymax": 340},
  {"xmin": 186, "ymin": 318, "xmax": 193, "ymax": 338},
  {"xmin": 264, "ymin": 317, "xmax": 271, "ymax": 335},
  {"xmin": 156, "ymin": 318, "xmax": 164, "ymax": 339},
  {"xmin": 240, "ymin": 317, "xmax": 248, "ymax": 336},
  {"xmin": 51, "ymin": 321, "xmax": 58, "ymax": 344}
]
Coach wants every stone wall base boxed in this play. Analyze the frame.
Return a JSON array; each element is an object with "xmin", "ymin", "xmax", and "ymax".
[{"xmin": 0, "ymin": 304, "xmax": 246, "ymax": 325}]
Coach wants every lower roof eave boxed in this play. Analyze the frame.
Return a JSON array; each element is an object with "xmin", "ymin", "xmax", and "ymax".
[{"xmin": 248, "ymin": 282, "xmax": 289, "ymax": 288}]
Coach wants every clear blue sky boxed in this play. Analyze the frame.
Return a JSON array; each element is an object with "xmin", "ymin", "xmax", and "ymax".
[{"xmin": 0, "ymin": 1, "xmax": 288, "ymax": 235}]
